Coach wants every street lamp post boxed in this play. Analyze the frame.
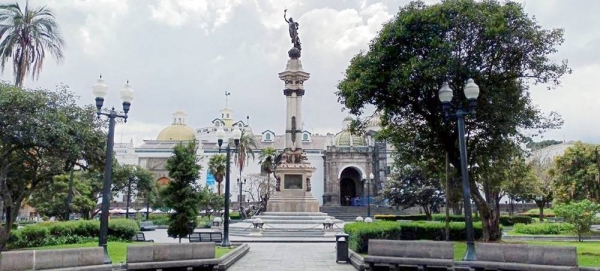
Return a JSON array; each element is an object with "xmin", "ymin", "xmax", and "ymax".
[
  {"xmin": 216, "ymin": 127, "xmax": 241, "ymax": 247},
  {"xmin": 237, "ymin": 178, "xmax": 246, "ymax": 215},
  {"xmin": 362, "ymin": 173, "xmax": 374, "ymax": 218},
  {"xmin": 92, "ymin": 76, "xmax": 134, "ymax": 264},
  {"xmin": 438, "ymin": 78, "xmax": 480, "ymax": 261},
  {"xmin": 125, "ymin": 175, "xmax": 136, "ymax": 219}
]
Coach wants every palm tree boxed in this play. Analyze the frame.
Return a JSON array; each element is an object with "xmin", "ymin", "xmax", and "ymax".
[
  {"xmin": 234, "ymin": 130, "xmax": 258, "ymax": 179},
  {"xmin": 0, "ymin": 2, "xmax": 65, "ymax": 87},
  {"xmin": 258, "ymin": 147, "xmax": 278, "ymax": 197},
  {"xmin": 208, "ymin": 154, "xmax": 227, "ymax": 195}
]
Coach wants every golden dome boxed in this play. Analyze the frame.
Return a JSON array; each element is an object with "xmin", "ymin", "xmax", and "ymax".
[
  {"xmin": 157, "ymin": 124, "xmax": 195, "ymax": 141},
  {"xmin": 333, "ymin": 130, "xmax": 366, "ymax": 147}
]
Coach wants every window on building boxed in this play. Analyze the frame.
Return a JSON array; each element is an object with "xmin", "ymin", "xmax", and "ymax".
[
  {"xmin": 302, "ymin": 133, "xmax": 309, "ymax": 141},
  {"xmin": 227, "ymin": 113, "xmax": 229, "ymax": 118},
  {"xmin": 265, "ymin": 133, "xmax": 271, "ymax": 141}
]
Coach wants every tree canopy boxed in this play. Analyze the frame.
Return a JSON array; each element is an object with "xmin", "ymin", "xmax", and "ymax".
[
  {"xmin": 163, "ymin": 141, "xmax": 202, "ymax": 242},
  {"xmin": 550, "ymin": 142, "xmax": 600, "ymax": 204},
  {"xmin": 0, "ymin": 83, "xmax": 106, "ymax": 251},
  {"xmin": 0, "ymin": 2, "xmax": 65, "ymax": 87},
  {"xmin": 336, "ymin": 0, "xmax": 569, "ymax": 241}
]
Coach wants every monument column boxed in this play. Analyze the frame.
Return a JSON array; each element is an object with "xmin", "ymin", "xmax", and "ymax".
[
  {"xmin": 285, "ymin": 91, "xmax": 293, "ymax": 149},
  {"xmin": 295, "ymin": 92, "xmax": 304, "ymax": 150}
]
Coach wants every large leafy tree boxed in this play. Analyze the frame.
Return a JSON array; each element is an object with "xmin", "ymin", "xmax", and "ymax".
[
  {"xmin": 0, "ymin": 83, "xmax": 106, "ymax": 251},
  {"xmin": 336, "ymin": 0, "xmax": 568, "ymax": 241},
  {"xmin": 208, "ymin": 154, "xmax": 227, "ymax": 195},
  {"xmin": 198, "ymin": 186, "xmax": 224, "ymax": 218},
  {"xmin": 382, "ymin": 166, "xmax": 444, "ymax": 221},
  {"xmin": 163, "ymin": 141, "xmax": 202, "ymax": 243},
  {"xmin": 28, "ymin": 172, "xmax": 95, "ymax": 221},
  {"xmin": 550, "ymin": 142, "xmax": 600, "ymax": 204},
  {"xmin": 0, "ymin": 2, "xmax": 65, "ymax": 87}
]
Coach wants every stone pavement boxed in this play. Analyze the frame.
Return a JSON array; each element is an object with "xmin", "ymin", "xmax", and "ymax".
[{"xmin": 227, "ymin": 243, "xmax": 355, "ymax": 271}]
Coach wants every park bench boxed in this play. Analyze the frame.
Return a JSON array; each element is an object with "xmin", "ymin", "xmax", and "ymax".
[
  {"xmin": 454, "ymin": 243, "xmax": 578, "ymax": 271},
  {"xmin": 0, "ymin": 247, "xmax": 112, "ymax": 270},
  {"xmin": 132, "ymin": 232, "xmax": 154, "ymax": 242},
  {"xmin": 126, "ymin": 243, "xmax": 218, "ymax": 271},
  {"xmin": 189, "ymin": 231, "xmax": 223, "ymax": 243},
  {"xmin": 363, "ymin": 240, "xmax": 454, "ymax": 271}
]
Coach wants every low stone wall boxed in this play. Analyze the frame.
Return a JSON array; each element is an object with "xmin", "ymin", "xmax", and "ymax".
[
  {"xmin": 348, "ymin": 249, "xmax": 366, "ymax": 271},
  {"xmin": 215, "ymin": 243, "xmax": 250, "ymax": 271}
]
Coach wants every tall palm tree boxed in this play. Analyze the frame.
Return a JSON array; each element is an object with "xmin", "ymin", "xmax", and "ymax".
[
  {"xmin": 207, "ymin": 154, "xmax": 227, "ymax": 195},
  {"xmin": 0, "ymin": 2, "xmax": 65, "ymax": 87},
  {"xmin": 234, "ymin": 130, "xmax": 258, "ymax": 179},
  {"xmin": 258, "ymin": 147, "xmax": 278, "ymax": 197}
]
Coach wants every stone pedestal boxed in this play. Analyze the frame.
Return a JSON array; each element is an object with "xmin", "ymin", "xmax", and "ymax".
[{"xmin": 267, "ymin": 161, "xmax": 319, "ymax": 212}]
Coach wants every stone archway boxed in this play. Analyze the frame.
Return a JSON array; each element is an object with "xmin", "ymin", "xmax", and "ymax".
[{"xmin": 339, "ymin": 167, "xmax": 362, "ymax": 206}]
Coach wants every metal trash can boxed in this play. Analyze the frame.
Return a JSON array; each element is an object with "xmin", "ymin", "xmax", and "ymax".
[{"xmin": 335, "ymin": 233, "xmax": 349, "ymax": 263}]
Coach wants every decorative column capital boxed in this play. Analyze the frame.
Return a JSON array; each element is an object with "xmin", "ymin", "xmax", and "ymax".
[{"xmin": 283, "ymin": 89, "xmax": 305, "ymax": 96}]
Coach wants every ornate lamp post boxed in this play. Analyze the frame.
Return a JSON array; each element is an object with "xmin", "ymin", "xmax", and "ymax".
[
  {"xmin": 362, "ymin": 173, "xmax": 374, "ymax": 218},
  {"xmin": 92, "ymin": 76, "xmax": 134, "ymax": 264},
  {"xmin": 237, "ymin": 178, "xmax": 246, "ymax": 215},
  {"xmin": 216, "ymin": 126, "xmax": 241, "ymax": 247},
  {"xmin": 438, "ymin": 78, "xmax": 480, "ymax": 261}
]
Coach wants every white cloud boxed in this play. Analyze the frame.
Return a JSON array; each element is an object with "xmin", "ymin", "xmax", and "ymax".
[
  {"xmin": 300, "ymin": 3, "xmax": 393, "ymax": 54},
  {"xmin": 149, "ymin": 0, "xmax": 243, "ymax": 34}
]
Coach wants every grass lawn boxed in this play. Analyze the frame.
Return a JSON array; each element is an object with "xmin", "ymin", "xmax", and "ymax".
[
  {"xmin": 454, "ymin": 241, "xmax": 600, "ymax": 267},
  {"xmin": 28, "ymin": 242, "xmax": 234, "ymax": 264}
]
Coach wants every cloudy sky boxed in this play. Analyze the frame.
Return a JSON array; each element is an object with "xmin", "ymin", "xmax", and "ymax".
[{"xmin": 2, "ymin": 0, "xmax": 599, "ymax": 145}]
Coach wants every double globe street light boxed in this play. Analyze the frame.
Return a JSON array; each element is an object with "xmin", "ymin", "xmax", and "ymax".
[
  {"xmin": 216, "ymin": 126, "xmax": 242, "ymax": 247},
  {"xmin": 92, "ymin": 76, "xmax": 134, "ymax": 264},
  {"xmin": 438, "ymin": 78, "xmax": 480, "ymax": 261}
]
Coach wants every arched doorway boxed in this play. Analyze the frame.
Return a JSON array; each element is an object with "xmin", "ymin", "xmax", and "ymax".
[{"xmin": 339, "ymin": 167, "xmax": 362, "ymax": 206}]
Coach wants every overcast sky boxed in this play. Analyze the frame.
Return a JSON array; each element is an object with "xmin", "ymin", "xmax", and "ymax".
[{"xmin": 2, "ymin": 0, "xmax": 599, "ymax": 145}]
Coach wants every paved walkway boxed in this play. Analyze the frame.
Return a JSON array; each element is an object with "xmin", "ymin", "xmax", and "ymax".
[{"xmin": 228, "ymin": 243, "xmax": 355, "ymax": 271}]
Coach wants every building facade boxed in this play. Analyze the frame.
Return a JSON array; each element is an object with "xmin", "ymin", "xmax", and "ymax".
[{"xmin": 115, "ymin": 107, "xmax": 393, "ymax": 206}]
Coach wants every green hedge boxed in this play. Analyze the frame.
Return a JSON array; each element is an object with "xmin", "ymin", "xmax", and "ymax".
[
  {"xmin": 374, "ymin": 214, "xmax": 532, "ymax": 226},
  {"xmin": 513, "ymin": 222, "xmax": 574, "ymax": 235},
  {"xmin": 148, "ymin": 214, "xmax": 170, "ymax": 226},
  {"xmin": 7, "ymin": 219, "xmax": 139, "ymax": 250},
  {"xmin": 344, "ymin": 221, "xmax": 485, "ymax": 253}
]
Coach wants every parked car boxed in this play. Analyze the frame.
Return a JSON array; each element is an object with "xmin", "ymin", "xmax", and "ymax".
[{"xmin": 140, "ymin": 221, "xmax": 157, "ymax": 231}]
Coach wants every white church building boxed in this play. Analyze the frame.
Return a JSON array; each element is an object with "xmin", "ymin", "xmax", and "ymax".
[{"xmin": 115, "ymin": 105, "xmax": 393, "ymax": 207}]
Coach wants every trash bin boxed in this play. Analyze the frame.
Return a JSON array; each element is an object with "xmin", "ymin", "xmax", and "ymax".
[{"xmin": 335, "ymin": 233, "xmax": 349, "ymax": 263}]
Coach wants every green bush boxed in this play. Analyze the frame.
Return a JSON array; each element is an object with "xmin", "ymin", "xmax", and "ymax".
[
  {"xmin": 344, "ymin": 221, "xmax": 485, "ymax": 253},
  {"xmin": 7, "ymin": 219, "xmax": 138, "ymax": 249},
  {"xmin": 554, "ymin": 200, "xmax": 600, "ymax": 241},
  {"xmin": 513, "ymin": 222, "xmax": 574, "ymax": 235},
  {"xmin": 374, "ymin": 214, "xmax": 530, "ymax": 226},
  {"xmin": 148, "ymin": 214, "xmax": 170, "ymax": 226},
  {"xmin": 230, "ymin": 212, "xmax": 241, "ymax": 220}
]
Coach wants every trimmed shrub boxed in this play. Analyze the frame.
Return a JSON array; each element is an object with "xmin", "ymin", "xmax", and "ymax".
[
  {"xmin": 513, "ymin": 222, "xmax": 574, "ymax": 235},
  {"xmin": 7, "ymin": 219, "xmax": 138, "ymax": 249},
  {"xmin": 344, "ymin": 221, "xmax": 485, "ymax": 253},
  {"xmin": 148, "ymin": 214, "xmax": 170, "ymax": 226},
  {"xmin": 374, "ymin": 214, "xmax": 530, "ymax": 226}
]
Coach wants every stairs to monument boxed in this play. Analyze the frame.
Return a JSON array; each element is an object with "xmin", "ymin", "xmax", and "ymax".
[
  {"xmin": 319, "ymin": 206, "xmax": 408, "ymax": 221},
  {"xmin": 229, "ymin": 225, "xmax": 331, "ymax": 238}
]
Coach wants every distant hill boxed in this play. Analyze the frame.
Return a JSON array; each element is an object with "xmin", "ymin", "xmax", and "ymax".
[{"xmin": 525, "ymin": 137, "xmax": 563, "ymax": 151}]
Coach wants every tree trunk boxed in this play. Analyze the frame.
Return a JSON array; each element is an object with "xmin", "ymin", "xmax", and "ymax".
[
  {"xmin": 474, "ymin": 193, "xmax": 502, "ymax": 241},
  {"xmin": 536, "ymin": 200, "xmax": 545, "ymax": 222}
]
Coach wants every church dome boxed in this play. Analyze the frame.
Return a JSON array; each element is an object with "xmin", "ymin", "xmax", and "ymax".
[
  {"xmin": 157, "ymin": 111, "xmax": 196, "ymax": 141},
  {"xmin": 157, "ymin": 125, "xmax": 195, "ymax": 141},
  {"xmin": 333, "ymin": 116, "xmax": 366, "ymax": 146},
  {"xmin": 333, "ymin": 130, "xmax": 366, "ymax": 146}
]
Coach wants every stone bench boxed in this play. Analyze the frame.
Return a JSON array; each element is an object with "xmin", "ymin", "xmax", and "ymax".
[
  {"xmin": 126, "ymin": 243, "xmax": 219, "ymax": 271},
  {"xmin": 189, "ymin": 232, "xmax": 222, "ymax": 243},
  {"xmin": 455, "ymin": 243, "xmax": 578, "ymax": 271},
  {"xmin": 0, "ymin": 247, "xmax": 112, "ymax": 271},
  {"xmin": 132, "ymin": 232, "xmax": 154, "ymax": 242},
  {"xmin": 363, "ymin": 240, "xmax": 454, "ymax": 271}
]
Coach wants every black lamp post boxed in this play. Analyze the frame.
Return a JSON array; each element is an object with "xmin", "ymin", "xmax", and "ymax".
[
  {"xmin": 362, "ymin": 173, "xmax": 374, "ymax": 218},
  {"xmin": 66, "ymin": 167, "xmax": 75, "ymax": 220},
  {"xmin": 237, "ymin": 178, "xmax": 246, "ymax": 214},
  {"xmin": 216, "ymin": 126, "xmax": 241, "ymax": 247},
  {"xmin": 92, "ymin": 76, "xmax": 134, "ymax": 264},
  {"xmin": 438, "ymin": 78, "xmax": 480, "ymax": 261}
]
